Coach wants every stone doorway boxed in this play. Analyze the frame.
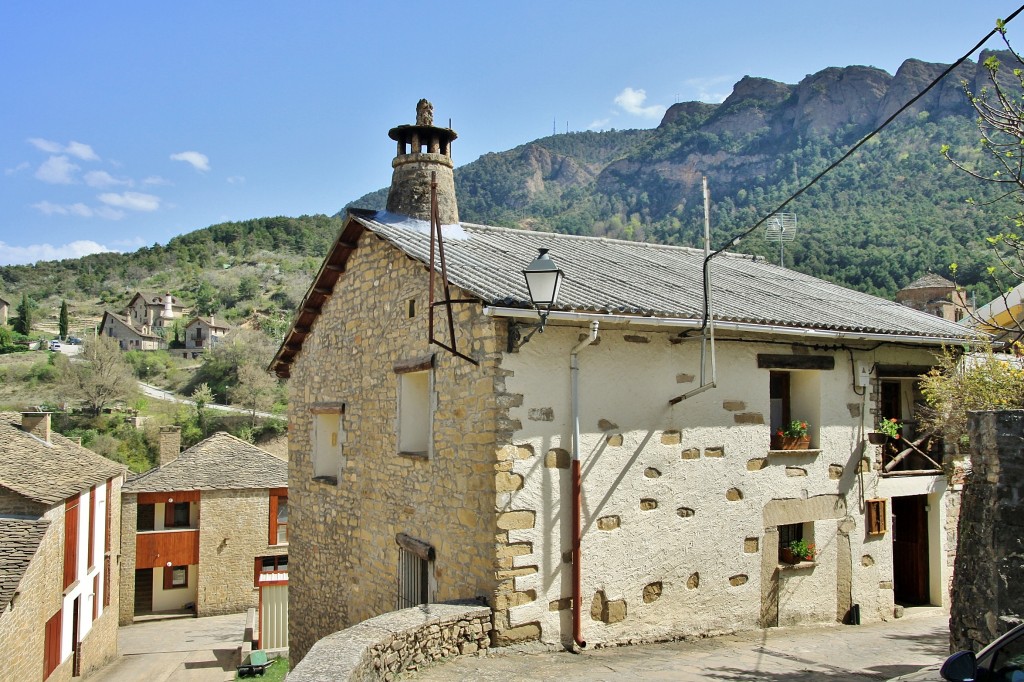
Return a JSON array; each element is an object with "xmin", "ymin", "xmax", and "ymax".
[{"xmin": 892, "ymin": 494, "xmax": 930, "ymax": 605}]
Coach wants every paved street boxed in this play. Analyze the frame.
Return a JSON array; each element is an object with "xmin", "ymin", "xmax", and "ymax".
[
  {"xmin": 408, "ymin": 610, "xmax": 950, "ymax": 682},
  {"xmin": 90, "ymin": 612, "xmax": 246, "ymax": 682}
]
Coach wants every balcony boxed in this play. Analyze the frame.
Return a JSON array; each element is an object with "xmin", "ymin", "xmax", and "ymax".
[{"xmin": 136, "ymin": 528, "xmax": 199, "ymax": 568}]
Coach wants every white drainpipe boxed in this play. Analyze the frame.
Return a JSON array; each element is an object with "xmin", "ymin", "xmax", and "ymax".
[{"xmin": 570, "ymin": 319, "xmax": 599, "ymax": 648}]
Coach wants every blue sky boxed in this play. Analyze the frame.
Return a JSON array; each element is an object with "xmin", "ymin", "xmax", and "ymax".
[{"xmin": 0, "ymin": 1, "xmax": 1015, "ymax": 266}]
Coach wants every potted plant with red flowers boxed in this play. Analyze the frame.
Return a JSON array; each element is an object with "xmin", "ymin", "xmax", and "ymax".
[
  {"xmin": 773, "ymin": 420, "xmax": 810, "ymax": 450},
  {"xmin": 781, "ymin": 538, "xmax": 817, "ymax": 564},
  {"xmin": 868, "ymin": 417, "xmax": 901, "ymax": 445}
]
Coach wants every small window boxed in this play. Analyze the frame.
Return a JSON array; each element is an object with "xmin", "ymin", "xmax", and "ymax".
[
  {"xmin": 261, "ymin": 555, "xmax": 288, "ymax": 572},
  {"xmin": 269, "ymin": 489, "xmax": 288, "ymax": 545},
  {"xmin": 312, "ymin": 409, "xmax": 343, "ymax": 483},
  {"xmin": 397, "ymin": 547, "xmax": 433, "ymax": 609},
  {"xmin": 137, "ymin": 503, "xmax": 155, "ymax": 531},
  {"xmin": 398, "ymin": 370, "xmax": 431, "ymax": 456},
  {"xmin": 165, "ymin": 502, "xmax": 190, "ymax": 528},
  {"xmin": 866, "ymin": 499, "xmax": 887, "ymax": 535},
  {"xmin": 164, "ymin": 566, "xmax": 188, "ymax": 589}
]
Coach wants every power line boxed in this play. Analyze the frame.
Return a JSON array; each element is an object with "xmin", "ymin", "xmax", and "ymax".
[{"xmin": 698, "ymin": 4, "xmax": 1024, "ymax": 329}]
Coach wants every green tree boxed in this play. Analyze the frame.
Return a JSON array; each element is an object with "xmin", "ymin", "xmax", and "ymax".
[
  {"xmin": 229, "ymin": 362, "xmax": 278, "ymax": 427},
  {"xmin": 58, "ymin": 300, "xmax": 69, "ymax": 340},
  {"xmin": 191, "ymin": 383, "xmax": 215, "ymax": 436},
  {"xmin": 14, "ymin": 293, "xmax": 32, "ymax": 335},
  {"xmin": 56, "ymin": 335, "xmax": 137, "ymax": 415},
  {"xmin": 237, "ymin": 275, "xmax": 261, "ymax": 301},
  {"xmin": 194, "ymin": 280, "xmax": 218, "ymax": 316}
]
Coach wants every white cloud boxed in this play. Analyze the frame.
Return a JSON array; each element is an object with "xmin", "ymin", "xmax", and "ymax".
[
  {"xmin": 613, "ymin": 87, "xmax": 667, "ymax": 119},
  {"xmin": 98, "ymin": 191, "xmax": 160, "ymax": 211},
  {"xmin": 588, "ymin": 118, "xmax": 612, "ymax": 131},
  {"xmin": 28, "ymin": 138, "xmax": 64, "ymax": 153},
  {"xmin": 170, "ymin": 151, "xmax": 210, "ymax": 172},
  {"xmin": 65, "ymin": 141, "xmax": 99, "ymax": 161},
  {"xmin": 0, "ymin": 239, "xmax": 116, "ymax": 265},
  {"xmin": 84, "ymin": 170, "xmax": 132, "ymax": 188},
  {"xmin": 5, "ymin": 162, "xmax": 30, "ymax": 176},
  {"xmin": 142, "ymin": 175, "xmax": 171, "ymax": 186},
  {"xmin": 226, "ymin": 175, "xmax": 246, "ymax": 185},
  {"xmin": 35, "ymin": 155, "xmax": 80, "ymax": 184}
]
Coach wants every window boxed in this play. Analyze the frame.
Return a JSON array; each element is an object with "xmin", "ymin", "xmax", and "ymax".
[
  {"xmin": 137, "ymin": 503, "xmax": 155, "ymax": 531},
  {"xmin": 163, "ymin": 566, "xmax": 188, "ymax": 589},
  {"xmin": 866, "ymin": 499, "xmax": 887, "ymax": 535},
  {"xmin": 396, "ymin": 533, "xmax": 435, "ymax": 609},
  {"xmin": 312, "ymin": 408, "xmax": 344, "ymax": 483},
  {"xmin": 398, "ymin": 369, "xmax": 432, "ymax": 456},
  {"xmin": 269, "ymin": 489, "xmax": 288, "ymax": 545},
  {"xmin": 164, "ymin": 502, "xmax": 190, "ymax": 528},
  {"xmin": 261, "ymin": 555, "xmax": 288, "ymax": 572},
  {"xmin": 778, "ymin": 522, "xmax": 814, "ymax": 563},
  {"xmin": 769, "ymin": 369, "xmax": 821, "ymax": 449},
  {"xmin": 64, "ymin": 495, "xmax": 79, "ymax": 590}
]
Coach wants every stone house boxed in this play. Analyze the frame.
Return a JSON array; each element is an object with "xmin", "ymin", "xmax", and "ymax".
[
  {"xmin": 118, "ymin": 429, "xmax": 288, "ymax": 647},
  {"xmin": 0, "ymin": 294, "xmax": 9, "ymax": 326},
  {"xmin": 272, "ymin": 104, "xmax": 977, "ymax": 663},
  {"xmin": 895, "ymin": 273, "xmax": 971, "ymax": 322},
  {"xmin": 0, "ymin": 411, "xmax": 124, "ymax": 681},
  {"xmin": 174, "ymin": 315, "xmax": 230, "ymax": 359},
  {"xmin": 100, "ymin": 291, "xmax": 188, "ymax": 351}
]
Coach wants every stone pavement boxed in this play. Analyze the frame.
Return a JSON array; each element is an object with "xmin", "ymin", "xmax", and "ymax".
[
  {"xmin": 90, "ymin": 612, "xmax": 247, "ymax": 681},
  {"xmin": 407, "ymin": 610, "xmax": 950, "ymax": 682}
]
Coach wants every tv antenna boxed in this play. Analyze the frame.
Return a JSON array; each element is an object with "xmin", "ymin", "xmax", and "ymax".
[{"xmin": 764, "ymin": 213, "xmax": 796, "ymax": 266}]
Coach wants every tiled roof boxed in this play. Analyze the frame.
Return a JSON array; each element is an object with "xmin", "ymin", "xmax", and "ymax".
[
  {"xmin": 123, "ymin": 432, "xmax": 287, "ymax": 493},
  {"xmin": 271, "ymin": 211, "xmax": 977, "ymax": 376},
  {"xmin": 901, "ymin": 273, "xmax": 956, "ymax": 290},
  {"xmin": 0, "ymin": 413, "xmax": 124, "ymax": 505},
  {"xmin": 186, "ymin": 317, "xmax": 229, "ymax": 331},
  {"xmin": 0, "ymin": 517, "xmax": 50, "ymax": 613},
  {"xmin": 99, "ymin": 310, "xmax": 161, "ymax": 340}
]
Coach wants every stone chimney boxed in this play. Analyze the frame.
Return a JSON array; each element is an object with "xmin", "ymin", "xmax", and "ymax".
[
  {"xmin": 21, "ymin": 412, "xmax": 51, "ymax": 444},
  {"xmin": 385, "ymin": 99, "xmax": 459, "ymax": 225},
  {"xmin": 159, "ymin": 426, "xmax": 182, "ymax": 466}
]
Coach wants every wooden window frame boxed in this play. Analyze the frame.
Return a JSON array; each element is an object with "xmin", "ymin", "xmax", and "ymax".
[
  {"xmin": 866, "ymin": 498, "xmax": 887, "ymax": 535},
  {"xmin": 163, "ymin": 565, "xmax": 189, "ymax": 590},
  {"xmin": 269, "ymin": 489, "xmax": 288, "ymax": 546},
  {"xmin": 164, "ymin": 501, "xmax": 190, "ymax": 529},
  {"xmin": 253, "ymin": 555, "xmax": 289, "ymax": 586},
  {"xmin": 64, "ymin": 495, "xmax": 80, "ymax": 590},
  {"xmin": 103, "ymin": 479, "xmax": 112, "ymax": 606}
]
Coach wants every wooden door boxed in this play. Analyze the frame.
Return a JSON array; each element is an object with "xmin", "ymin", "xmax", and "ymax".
[
  {"xmin": 134, "ymin": 568, "xmax": 153, "ymax": 614},
  {"xmin": 892, "ymin": 495, "xmax": 930, "ymax": 605}
]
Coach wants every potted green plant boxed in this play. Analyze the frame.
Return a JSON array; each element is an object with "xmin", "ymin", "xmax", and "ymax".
[
  {"xmin": 781, "ymin": 538, "xmax": 817, "ymax": 564},
  {"xmin": 868, "ymin": 417, "xmax": 901, "ymax": 445},
  {"xmin": 773, "ymin": 420, "xmax": 810, "ymax": 450}
]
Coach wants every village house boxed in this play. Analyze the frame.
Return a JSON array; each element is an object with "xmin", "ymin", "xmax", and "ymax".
[
  {"xmin": 0, "ymin": 294, "xmax": 9, "ymax": 326},
  {"xmin": 0, "ymin": 411, "xmax": 124, "ymax": 681},
  {"xmin": 895, "ymin": 273, "xmax": 972, "ymax": 322},
  {"xmin": 175, "ymin": 315, "xmax": 230, "ymax": 359},
  {"xmin": 100, "ymin": 291, "xmax": 186, "ymax": 351},
  {"xmin": 273, "ymin": 103, "xmax": 977, "ymax": 664},
  {"xmin": 118, "ymin": 427, "xmax": 288, "ymax": 649}
]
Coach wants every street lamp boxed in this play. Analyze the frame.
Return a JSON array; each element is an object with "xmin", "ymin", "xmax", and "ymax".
[{"xmin": 508, "ymin": 248, "xmax": 564, "ymax": 352}]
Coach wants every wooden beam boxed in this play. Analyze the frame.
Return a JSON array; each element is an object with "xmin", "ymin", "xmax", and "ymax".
[
  {"xmin": 757, "ymin": 354, "xmax": 835, "ymax": 370},
  {"xmin": 396, "ymin": 533, "xmax": 435, "ymax": 561}
]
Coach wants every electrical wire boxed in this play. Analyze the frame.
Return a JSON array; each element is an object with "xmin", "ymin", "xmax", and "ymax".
[{"xmin": 698, "ymin": 5, "xmax": 1024, "ymax": 331}]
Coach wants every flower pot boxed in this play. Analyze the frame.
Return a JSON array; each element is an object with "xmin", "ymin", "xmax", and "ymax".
[
  {"xmin": 780, "ymin": 547, "xmax": 800, "ymax": 564},
  {"xmin": 776, "ymin": 435, "xmax": 810, "ymax": 450},
  {"xmin": 867, "ymin": 432, "xmax": 888, "ymax": 445}
]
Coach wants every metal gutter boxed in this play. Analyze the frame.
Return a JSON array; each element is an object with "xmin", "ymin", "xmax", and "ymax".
[{"xmin": 482, "ymin": 306, "xmax": 973, "ymax": 346}]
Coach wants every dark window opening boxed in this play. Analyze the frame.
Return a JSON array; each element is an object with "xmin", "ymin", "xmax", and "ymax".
[{"xmin": 137, "ymin": 503, "xmax": 156, "ymax": 531}]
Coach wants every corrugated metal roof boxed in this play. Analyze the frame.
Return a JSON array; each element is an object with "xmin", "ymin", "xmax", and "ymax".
[
  {"xmin": 269, "ymin": 210, "xmax": 977, "ymax": 377},
  {"xmin": 356, "ymin": 212, "xmax": 975, "ymax": 339}
]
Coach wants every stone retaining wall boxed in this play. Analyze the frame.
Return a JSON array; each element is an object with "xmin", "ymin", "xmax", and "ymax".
[{"xmin": 288, "ymin": 601, "xmax": 491, "ymax": 682}]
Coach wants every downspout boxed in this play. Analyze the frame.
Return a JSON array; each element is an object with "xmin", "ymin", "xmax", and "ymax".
[{"xmin": 571, "ymin": 319, "xmax": 599, "ymax": 649}]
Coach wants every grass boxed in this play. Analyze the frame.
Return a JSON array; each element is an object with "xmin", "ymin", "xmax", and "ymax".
[{"xmin": 236, "ymin": 656, "xmax": 288, "ymax": 681}]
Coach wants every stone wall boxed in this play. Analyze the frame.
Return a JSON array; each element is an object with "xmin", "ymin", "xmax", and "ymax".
[
  {"xmin": 287, "ymin": 232, "xmax": 501, "ymax": 663},
  {"xmin": 118, "ymin": 492, "xmax": 138, "ymax": 625},
  {"xmin": 197, "ymin": 488, "xmax": 286, "ymax": 617},
  {"xmin": 288, "ymin": 601, "xmax": 491, "ymax": 682},
  {"xmin": 950, "ymin": 409, "xmax": 1024, "ymax": 652}
]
